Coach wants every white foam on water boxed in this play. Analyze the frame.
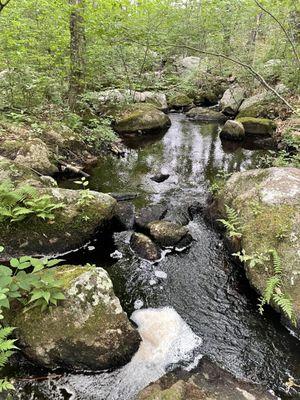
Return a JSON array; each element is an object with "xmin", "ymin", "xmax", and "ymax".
[{"xmin": 154, "ymin": 270, "xmax": 168, "ymax": 279}]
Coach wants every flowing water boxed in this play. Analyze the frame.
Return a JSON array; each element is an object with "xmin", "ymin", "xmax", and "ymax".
[{"xmin": 9, "ymin": 114, "xmax": 300, "ymax": 399}]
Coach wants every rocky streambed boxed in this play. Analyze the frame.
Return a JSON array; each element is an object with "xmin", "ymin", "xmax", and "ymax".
[{"xmin": 3, "ymin": 113, "xmax": 300, "ymax": 399}]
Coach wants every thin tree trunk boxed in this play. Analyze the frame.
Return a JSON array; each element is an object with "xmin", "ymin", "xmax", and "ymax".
[
  {"xmin": 0, "ymin": 0, "xmax": 11, "ymax": 13},
  {"xmin": 68, "ymin": 0, "xmax": 86, "ymax": 111}
]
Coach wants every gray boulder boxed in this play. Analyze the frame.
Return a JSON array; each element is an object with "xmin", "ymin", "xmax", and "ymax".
[
  {"xmin": 220, "ymin": 120, "xmax": 245, "ymax": 141},
  {"xmin": 220, "ymin": 85, "xmax": 245, "ymax": 116},
  {"xmin": 186, "ymin": 107, "xmax": 227, "ymax": 122},
  {"xmin": 5, "ymin": 265, "xmax": 140, "ymax": 371}
]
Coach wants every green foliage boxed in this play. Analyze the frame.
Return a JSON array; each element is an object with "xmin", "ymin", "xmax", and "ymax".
[
  {"xmin": 260, "ymin": 150, "xmax": 300, "ymax": 169},
  {"xmin": 74, "ymin": 178, "xmax": 95, "ymax": 219},
  {"xmin": 218, "ymin": 205, "xmax": 242, "ymax": 238},
  {"xmin": 233, "ymin": 249, "xmax": 269, "ymax": 268},
  {"xmin": 0, "ymin": 247, "xmax": 65, "ymax": 318},
  {"xmin": 0, "ymin": 180, "xmax": 64, "ymax": 223},
  {"xmin": 0, "ymin": 326, "xmax": 16, "ymax": 393},
  {"xmin": 82, "ymin": 118, "xmax": 118, "ymax": 150}
]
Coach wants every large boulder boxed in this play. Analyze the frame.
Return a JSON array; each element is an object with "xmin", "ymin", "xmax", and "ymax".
[
  {"xmin": 215, "ymin": 167, "xmax": 300, "ymax": 330},
  {"xmin": 5, "ymin": 265, "xmax": 140, "ymax": 371},
  {"xmin": 220, "ymin": 84, "xmax": 245, "ymax": 116},
  {"xmin": 87, "ymin": 90, "xmax": 168, "ymax": 113},
  {"xmin": 137, "ymin": 357, "xmax": 275, "ymax": 400},
  {"xmin": 186, "ymin": 107, "xmax": 227, "ymax": 122},
  {"xmin": 0, "ymin": 157, "xmax": 116, "ymax": 259},
  {"xmin": 168, "ymin": 92, "xmax": 194, "ymax": 111},
  {"xmin": 174, "ymin": 56, "xmax": 203, "ymax": 76},
  {"xmin": 14, "ymin": 138, "xmax": 58, "ymax": 175},
  {"xmin": 237, "ymin": 117, "xmax": 276, "ymax": 136},
  {"xmin": 113, "ymin": 103, "xmax": 171, "ymax": 135},
  {"xmin": 237, "ymin": 85, "xmax": 290, "ymax": 119},
  {"xmin": 220, "ymin": 120, "xmax": 245, "ymax": 141}
]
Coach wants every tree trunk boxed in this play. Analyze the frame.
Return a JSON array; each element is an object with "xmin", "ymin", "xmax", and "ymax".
[{"xmin": 68, "ymin": 0, "xmax": 86, "ymax": 111}]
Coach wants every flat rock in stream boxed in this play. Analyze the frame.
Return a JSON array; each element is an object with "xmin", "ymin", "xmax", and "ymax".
[
  {"xmin": 137, "ymin": 357, "xmax": 275, "ymax": 400},
  {"xmin": 148, "ymin": 221, "xmax": 192, "ymax": 247},
  {"xmin": 135, "ymin": 205, "xmax": 168, "ymax": 230},
  {"xmin": 186, "ymin": 107, "xmax": 228, "ymax": 122},
  {"xmin": 5, "ymin": 265, "xmax": 140, "ymax": 371},
  {"xmin": 150, "ymin": 173, "xmax": 170, "ymax": 183}
]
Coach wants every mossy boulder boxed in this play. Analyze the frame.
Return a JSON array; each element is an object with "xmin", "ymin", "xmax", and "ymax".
[
  {"xmin": 237, "ymin": 117, "xmax": 276, "ymax": 136},
  {"xmin": 186, "ymin": 107, "xmax": 227, "ymax": 122},
  {"xmin": 215, "ymin": 167, "xmax": 300, "ymax": 330},
  {"xmin": 0, "ymin": 157, "xmax": 116, "ymax": 259},
  {"xmin": 167, "ymin": 93, "xmax": 194, "ymax": 111},
  {"xmin": 113, "ymin": 103, "xmax": 171, "ymax": 135},
  {"xmin": 5, "ymin": 265, "xmax": 140, "ymax": 371},
  {"xmin": 148, "ymin": 221, "xmax": 191, "ymax": 247},
  {"xmin": 220, "ymin": 85, "xmax": 245, "ymax": 116},
  {"xmin": 220, "ymin": 120, "xmax": 245, "ymax": 141},
  {"xmin": 137, "ymin": 357, "xmax": 275, "ymax": 400}
]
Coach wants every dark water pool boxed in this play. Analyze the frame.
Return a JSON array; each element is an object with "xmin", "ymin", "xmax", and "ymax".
[{"xmin": 8, "ymin": 114, "xmax": 300, "ymax": 400}]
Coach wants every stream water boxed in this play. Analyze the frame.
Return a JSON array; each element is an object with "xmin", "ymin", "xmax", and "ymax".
[{"xmin": 9, "ymin": 114, "xmax": 300, "ymax": 399}]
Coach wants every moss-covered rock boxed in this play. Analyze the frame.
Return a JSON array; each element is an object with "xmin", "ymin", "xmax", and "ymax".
[
  {"xmin": 0, "ymin": 157, "xmax": 116, "ymax": 259},
  {"xmin": 137, "ymin": 357, "xmax": 275, "ymax": 400},
  {"xmin": 167, "ymin": 93, "xmax": 194, "ymax": 111},
  {"xmin": 220, "ymin": 120, "xmax": 245, "ymax": 141},
  {"xmin": 148, "ymin": 221, "xmax": 191, "ymax": 247},
  {"xmin": 237, "ymin": 117, "xmax": 276, "ymax": 136},
  {"xmin": 186, "ymin": 107, "xmax": 227, "ymax": 122},
  {"xmin": 113, "ymin": 103, "xmax": 171, "ymax": 135},
  {"xmin": 215, "ymin": 167, "xmax": 300, "ymax": 330},
  {"xmin": 5, "ymin": 265, "xmax": 140, "ymax": 371}
]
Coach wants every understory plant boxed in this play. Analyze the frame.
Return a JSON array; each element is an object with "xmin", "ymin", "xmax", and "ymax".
[
  {"xmin": 0, "ymin": 327, "xmax": 17, "ymax": 393},
  {"xmin": 74, "ymin": 178, "xmax": 95, "ymax": 221},
  {"xmin": 0, "ymin": 180, "xmax": 64, "ymax": 223},
  {"xmin": 217, "ymin": 205, "xmax": 242, "ymax": 239}
]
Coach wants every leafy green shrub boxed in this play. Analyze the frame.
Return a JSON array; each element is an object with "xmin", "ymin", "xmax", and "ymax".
[
  {"xmin": 0, "ymin": 181, "xmax": 64, "ymax": 223},
  {"xmin": 0, "ymin": 247, "xmax": 65, "ymax": 317}
]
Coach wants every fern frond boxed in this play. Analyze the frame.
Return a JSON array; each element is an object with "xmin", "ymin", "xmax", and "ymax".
[
  {"xmin": 269, "ymin": 249, "xmax": 282, "ymax": 275},
  {"xmin": 273, "ymin": 293, "xmax": 296, "ymax": 325},
  {"xmin": 263, "ymin": 275, "xmax": 281, "ymax": 303},
  {"xmin": 0, "ymin": 327, "xmax": 15, "ymax": 340}
]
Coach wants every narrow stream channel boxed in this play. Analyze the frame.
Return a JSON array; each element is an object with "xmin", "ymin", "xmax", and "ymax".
[{"xmin": 11, "ymin": 114, "xmax": 300, "ymax": 399}]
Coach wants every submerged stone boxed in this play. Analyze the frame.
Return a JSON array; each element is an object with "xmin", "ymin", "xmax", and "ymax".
[{"xmin": 5, "ymin": 265, "xmax": 140, "ymax": 371}]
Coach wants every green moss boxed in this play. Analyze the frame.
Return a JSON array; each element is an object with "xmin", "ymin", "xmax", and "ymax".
[{"xmin": 168, "ymin": 93, "xmax": 193, "ymax": 108}]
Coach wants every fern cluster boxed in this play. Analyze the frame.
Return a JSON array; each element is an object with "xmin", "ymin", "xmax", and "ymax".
[
  {"xmin": 258, "ymin": 249, "xmax": 296, "ymax": 326},
  {"xmin": 0, "ymin": 180, "xmax": 64, "ymax": 223},
  {"xmin": 218, "ymin": 205, "xmax": 242, "ymax": 238},
  {"xmin": 0, "ymin": 326, "xmax": 16, "ymax": 393}
]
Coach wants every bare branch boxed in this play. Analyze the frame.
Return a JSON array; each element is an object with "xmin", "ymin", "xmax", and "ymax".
[
  {"xmin": 0, "ymin": 0, "xmax": 11, "ymax": 13},
  {"xmin": 254, "ymin": 0, "xmax": 300, "ymax": 67}
]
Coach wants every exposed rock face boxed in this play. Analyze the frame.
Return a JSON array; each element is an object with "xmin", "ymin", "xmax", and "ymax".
[
  {"xmin": 87, "ymin": 89, "xmax": 168, "ymax": 113},
  {"xmin": 220, "ymin": 120, "xmax": 245, "ymax": 141},
  {"xmin": 237, "ymin": 117, "xmax": 276, "ymax": 136},
  {"xmin": 130, "ymin": 232, "xmax": 161, "ymax": 261},
  {"xmin": 137, "ymin": 357, "xmax": 275, "ymax": 400},
  {"xmin": 0, "ymin": 157, "xmax": 116, "ymax": 259},
  {"xmin": 186, "ymin": 107, "xmax": 227, "ymax": 122},
  {"xmin": 113, "ymin": 103, "xmax": 171, "ymax": 135},
  {"xmin": 215, "ymin": 167, "xmax": 300, "ymax": 330},
  {"xmin": 5, "ymin": 265, "xmax": 140, "ymax": 371},
  {"xmin": 168, "ymin": 93, "xmax": 194, "ymax": 111},
  {"xmin": 220, "ymin": 84, "xmax": 245, "ymax": 116},
  {"xmin": 14, "ymin": 138, "xmax": 58, "ymax": 175},
  {"xmin": 148, "ymin": 221, "xmax": 191, "ymax": 247}
]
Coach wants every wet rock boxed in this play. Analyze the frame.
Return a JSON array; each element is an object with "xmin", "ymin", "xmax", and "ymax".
[
  {"xmin": 220, "ymin": 120, "xmax": 245, "ymax": 141},
  {"xmin": 220, "ymin": 84, "xmax": 245, "ymax": 116},
  {"xmin": 135, "ymin": 205, "xmax": 168, "ymax": 230},
  {"xmin": 130, "ymin": 232, "xmax": 161, "ymax": 261},
  {"xmin": 186, "ymin": 107, "xmax": 227, "ymax": 122},
  {"xmin": 0, "ymin": 157, "xmax": 116, "ymax": 259},
  {"xmin": 163, "ymin": 208, "xmax": 190, "ymax": 226},
  {"xmin": 115, "ymin": 202, "xmax": 135, "ymax": 230},
  {"xmin": 113, "ymin": 103, "xmax": 171, "ymax": 135},
  {"xmin": 5, "ymin": 265, "xmax": 140, "ymax": 371},
  {"xmin": 109, "ymin": 192, "xmax": 138, "ymax": 201},
  {"xmin": 148, "ymin": 221, "xmax": 191, "ymax": 247},
  {"xmin": 237, "ymin": 117, "xmax": 276, "ymax": 136},
  {"xmin": 137, "ymin": 357, "xmax": 275, "ymax": 400},
  {"xmin": 168, "ymin": 93, "xmax": 194, "ymax": 111},
  {"xmin": 150, "ymin": 173, "xmax": 170, "ymax": 183},
  {"xmin": 215, "ymin": 167, "xmax": 300, "ymax": 331}
]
